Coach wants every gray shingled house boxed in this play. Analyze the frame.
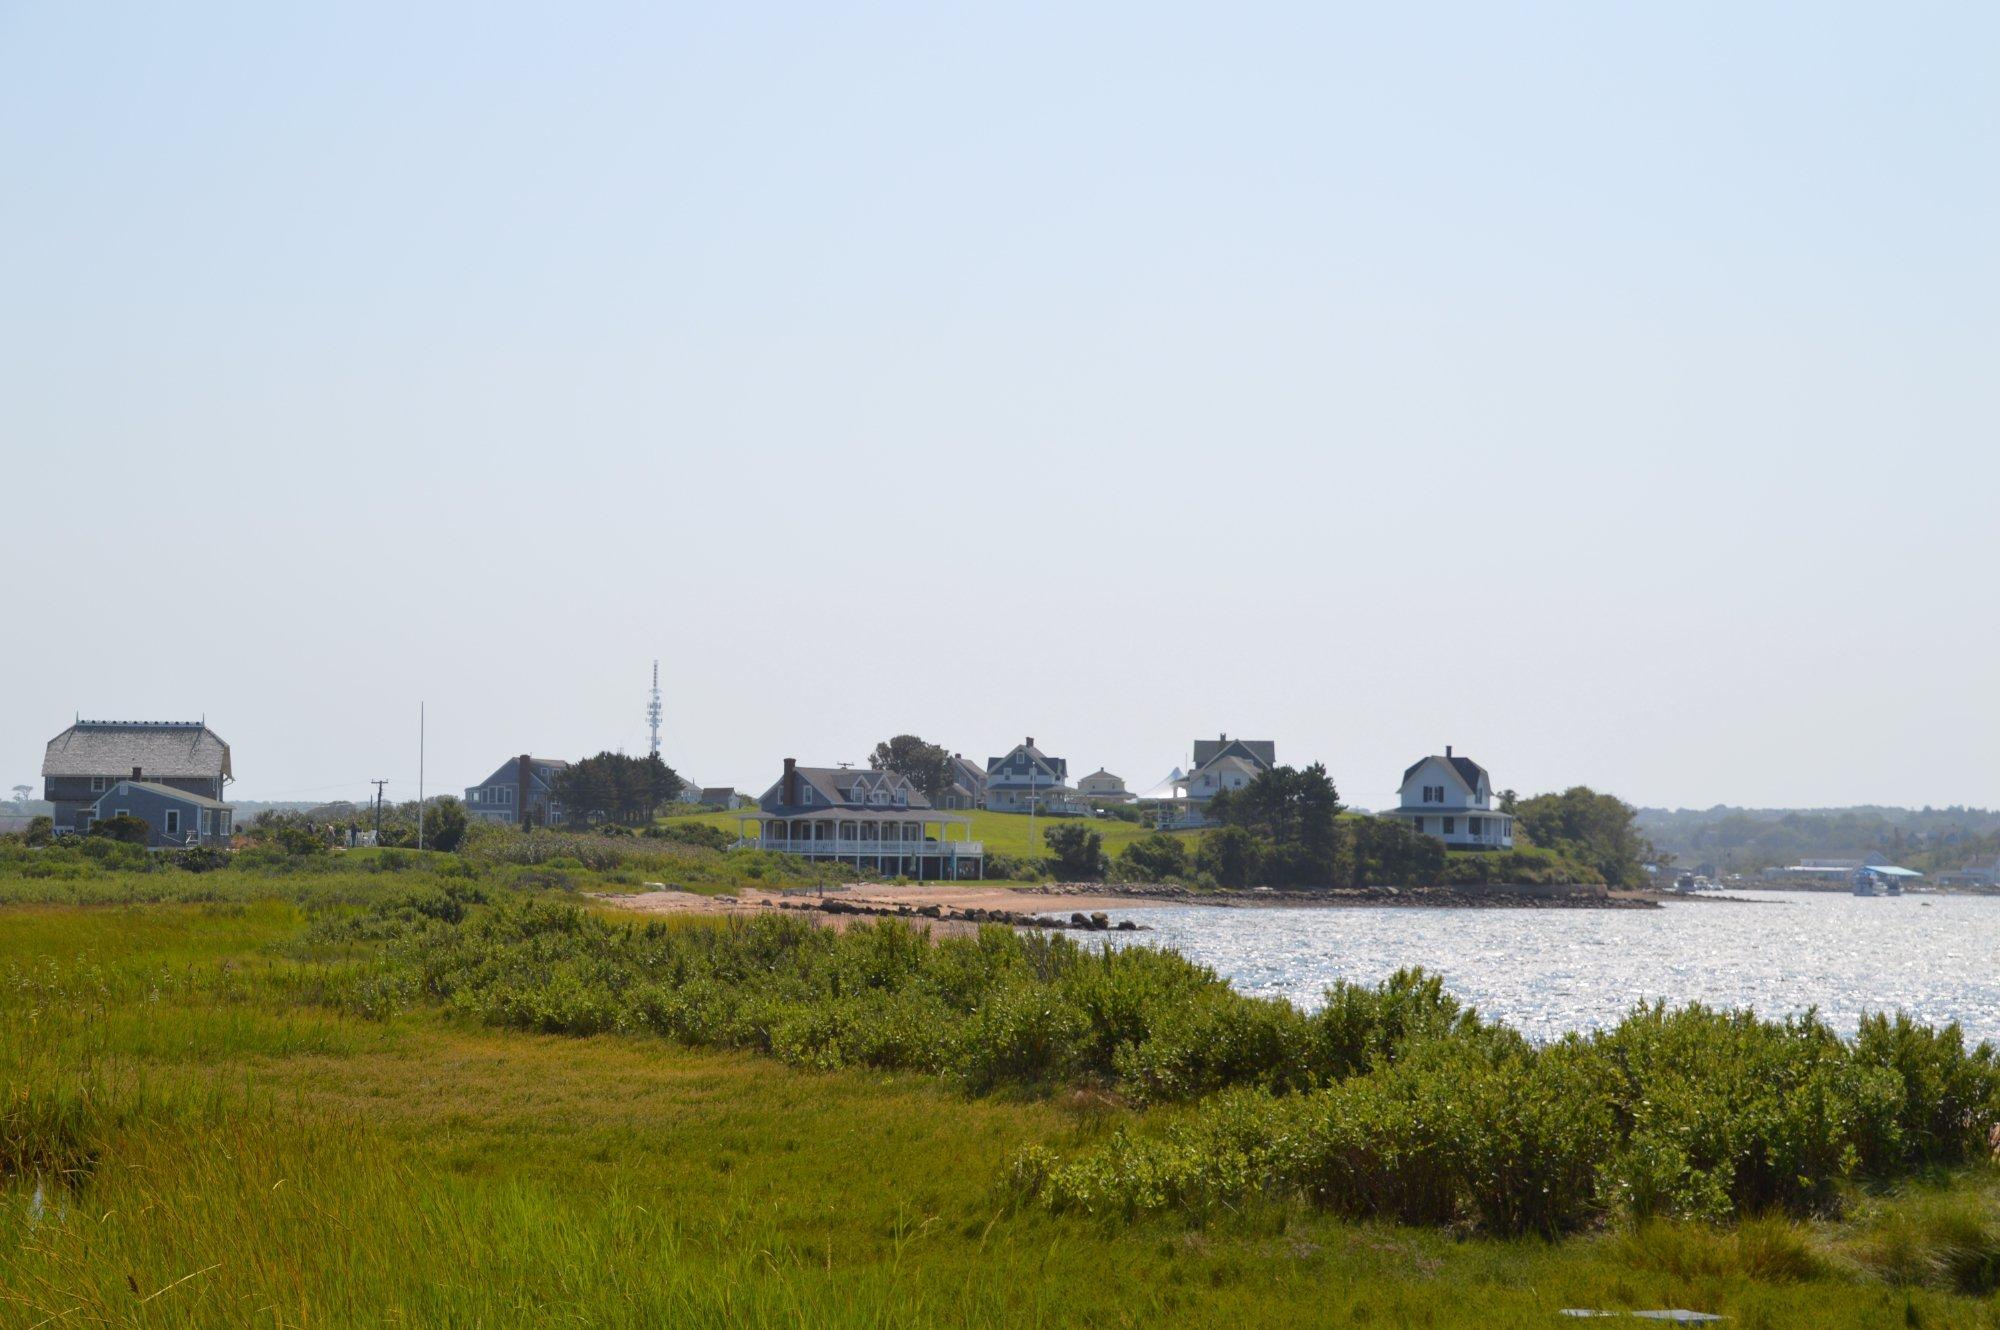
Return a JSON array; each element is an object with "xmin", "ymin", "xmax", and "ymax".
[
  {"xmin": 984, "ymin": 738, "xmax": 1086, "ymax": 814},
  {"xmin": 42, "ymin": 719, "xmax": 232, "ymax": 835},
  {"xmin": 465, "ymin": 755, "xmax": 569, "ymax": 826},
  {"xmin": 735, "ymin": 758, "xmax": 984, "ymax": 878}
]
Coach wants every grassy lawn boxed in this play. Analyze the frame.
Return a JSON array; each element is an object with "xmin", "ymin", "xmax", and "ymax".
[
  {"xmin": 3, "ymin": 871, "xmax": 1999, "ymax": 1326},
  {"xmin": 664, "ymin": 805, "xmax": 1188, "ymax": 867}
]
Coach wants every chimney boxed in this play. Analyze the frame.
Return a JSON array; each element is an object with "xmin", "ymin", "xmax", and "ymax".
[
  {"xmin": 518, "ymin": 754, "xmax": 533, "ymax": 831},
  {"xmin": 132, "ymin": 765, "xmax": 142, "ymax": 780},
  {"xmin": 1446, "ymin": 745, "xmax": 1453, "ymax": 758},
  {"xmin": 783, "ymin": 757, "xmax": 798, "ymax": 806},
  {"xmin": 1025, "ymin": 736, "xmax": 1034, "ymax": 749}
]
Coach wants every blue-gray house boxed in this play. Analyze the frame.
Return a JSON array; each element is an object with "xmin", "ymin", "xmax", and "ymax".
[
  {"xmin": 465, "ymin": 755, "xmax": 569, "ymax": 826},
  {"xmin": 91, "ymin": 780, "xmax": 235, "ymax": 849},
  {"xmin": 43, "ymin": 719, "xmax": 232, "ymax": 835}
]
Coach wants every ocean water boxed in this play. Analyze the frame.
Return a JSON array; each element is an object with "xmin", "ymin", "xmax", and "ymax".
[{"xmin": 1102, "ymin": 890, "xmax": 2000, "ymax": 1045}]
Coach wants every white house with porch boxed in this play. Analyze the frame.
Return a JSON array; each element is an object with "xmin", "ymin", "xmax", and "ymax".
[
  {"xmin": 1380, "ymin": 746, "xmax": 1514, "ymax": 849},
  {"xmin": 735, "ymin": 758, "xmax": 984, "ymax": 879}
]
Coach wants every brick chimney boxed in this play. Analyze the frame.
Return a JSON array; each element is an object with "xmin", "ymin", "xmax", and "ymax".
[
  {"xmin": 1025, "ymin": 736, "xmax": 1034, "ymax": 749},
  {"xmin": 1446, "ymin": 745, "xmax": 1453, "ymax": 758},
  {"xmin": 518, "ymin": 754, "xmax": 533, "ymax": 831},
  {"xmin": 132, "ymin": 765, "xmax": 142, "ymax": 779},
  {"xmin": 783, "ymin": 757, "xmax": 798, "ymax": 806}
]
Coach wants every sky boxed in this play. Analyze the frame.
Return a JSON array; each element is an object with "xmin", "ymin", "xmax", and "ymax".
[{"xmin": 3, "ymin": 3, "xmax": 1997, "ymax": 811}]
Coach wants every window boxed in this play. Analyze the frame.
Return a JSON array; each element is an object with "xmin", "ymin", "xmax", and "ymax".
[
  {"xmin": 1468, "ymin": 817, "xmax": 1482, "ymax": 836},
  {"xmin": 200, "ymin": 810, "xmax": 212, "ymax": 834},
  {"xmin": 220, "ymin": 815, "xmax": 232, "ymax": 837},
  {"xmin": 164, "ymin": 809, "xmax": 182, "ymax": 835},
  {"xmin": 1411, "ymin": 817, "xmax": 1423, "ymax": 834},
  {"xmin": 91, "ymin": 776, "xmax": 107, "ymax": 793},
  {"xmin": 1443, "ymin": 817, "xmax": 1455, "ymax": 836}
]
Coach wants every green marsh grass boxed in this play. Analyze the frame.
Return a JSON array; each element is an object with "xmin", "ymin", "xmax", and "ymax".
[{"xmin": 4, "ymin": 855, "xmax": 2000, "ymax": 1325}]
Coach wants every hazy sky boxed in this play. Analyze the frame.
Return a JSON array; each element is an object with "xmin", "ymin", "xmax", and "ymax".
[{"xmin": 4, "ymin": 3, "xmax": 1996, "ymax": 810}]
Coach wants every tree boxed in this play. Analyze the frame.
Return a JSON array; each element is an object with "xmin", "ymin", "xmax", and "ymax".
[
  {"xmin": 1195, "ymin": 826, "xmax": 1261, "ymax": 888},
  {"xmin": 1043, "ymin": 823, "xmax": 1107, "ymax": 880},
  {"xmin": 87, "ymin": 813, "xmax": 151, "ymax": 844},
  {"xmin": 552, "ymin": 752, "xmax": 684, "ymax": 826},
  {"xmin": 25, "ymin": 815, "xmax": 53, "ymax": 847},
  {"xmin": 1207, "ymin": 764, "xmax": 1348, "ymax": 888},
  {"xmin": 1497, "ymin": 789, "xmax": 1519, "ymax": 815},
  {"xmin": 1118, "ymin": 832, "xmax": 1190, "ymax": 882},
  {"xmin": 1350, "ymin": 816, "xmax": 1446, "ymax": 887},
  {"xmin": 1516, "ymin": 786, "xmax": 1652, "ymax": 888},
  {"xmin": 10, "ymin": 784, "xmax": 30, "ymax": 805},
  {"xmin": 869, "ymin": 735, "xmax": 956, "ymax": 804},
  {"xmin": 422, "ymin": 795, "xmax": 468, "ymax": 852}
]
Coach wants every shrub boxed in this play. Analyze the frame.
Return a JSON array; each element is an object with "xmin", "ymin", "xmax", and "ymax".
[
  {"xmin": 1043, "ymin": 823, "xmax": 1107, "ymax": 881},
  {"xmin": 1116, "ymin": 833, "xmax": 1189, "ymax": 883},
  {"xmin": 87, "ymin": 813, "xmax": 151, "ymax": 845}
]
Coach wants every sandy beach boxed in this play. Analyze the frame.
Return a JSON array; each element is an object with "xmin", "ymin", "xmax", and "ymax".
[{"xmin": 592, "ymin": 879, "xmax": 1667, "ymax": 934}]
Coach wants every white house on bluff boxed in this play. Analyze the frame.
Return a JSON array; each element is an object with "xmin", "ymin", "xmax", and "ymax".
[{"xmin": 1380, "ymin": 746, "xmax": 1514, "ymax": 849}]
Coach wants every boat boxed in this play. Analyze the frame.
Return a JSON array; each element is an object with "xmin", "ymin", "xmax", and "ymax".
[
  {"xmin": 1852, "ymin": 870, "xmax": 1880, "ymax": 897},
  {"xmin": 1674, "ymin": 873, "xmax": 1698, "ymax": 895}
]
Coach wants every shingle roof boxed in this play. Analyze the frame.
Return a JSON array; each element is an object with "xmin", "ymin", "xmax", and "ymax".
[
  {"xmin": 1401, "ymin": 753, "xmax": 1488, "ymax": 791},
  {"xmin": 781, "ymin": 765, "xmax": 935, "ymax": 811},
  {"xmin": 1191, "ymin": 737, "xmax": 1276, "ymax": 772},
  {"xmin": 43, "ymin": 722, "xmax": 231, "ymax": 781},
  {"xmin": 986, "ymin": 741, "xmax": 1067, "ymax": 782},
  {"xmin": 94, "ymin": 780, "xmax": 232, "ymax": 812}
]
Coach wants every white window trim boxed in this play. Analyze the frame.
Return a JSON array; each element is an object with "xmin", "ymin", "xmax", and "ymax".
[
  {"xmin": 163, "ymin": 808, "xmax": 181, "ymax": 835},
  {"xmin": 91, "ymin": 776, "xmax": 107, "ymax": 792},
  {"xmin": 114, "ymin": 808, "xmax": 129, "ymax": 818}
]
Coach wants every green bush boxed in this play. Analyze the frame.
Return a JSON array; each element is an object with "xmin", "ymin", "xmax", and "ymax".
[
  {"xmin": 1043, "ymin": 823, "xmax": 1107, "ymax": 880},
  {"xmin": 87, "ymin": 813, "xmax": 151, "ymax": 845},
  {"xmin": 1115, "ymin": 833, "xmax": 1189, "ymax": 883}
]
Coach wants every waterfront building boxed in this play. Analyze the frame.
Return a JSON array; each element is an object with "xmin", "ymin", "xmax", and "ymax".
[
  {"xmin": 935, "ymin": 753, "xmax": 989, "ymax": 810},
  {"xmin": 985, "ymin": 738, "xmax": 1086, "ymax": 814},
  {"xmin": 1380, "ymin": 746, "xmax": 1515, "ymax": 849},
  {"xmin": 736, "ymin": 758, "xmax": 984, "ymax": 878},
  {"xmin": 1174, "ymin": 734, "xmax": 1275, "ymax": 803},
  {"xmin": 1077, "ymin": 768, "xmax": 1134, "ymax": 805}
]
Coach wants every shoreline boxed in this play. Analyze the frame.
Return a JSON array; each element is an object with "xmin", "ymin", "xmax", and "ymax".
[{"xmin": 594, "ymin": 879, "xmax": 1675, "ymax": 933}]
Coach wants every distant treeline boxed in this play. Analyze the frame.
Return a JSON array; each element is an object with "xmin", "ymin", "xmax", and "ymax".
[{"xmin": 1638, "ymin": 805, "xmax": 2000, "ymax": 874}]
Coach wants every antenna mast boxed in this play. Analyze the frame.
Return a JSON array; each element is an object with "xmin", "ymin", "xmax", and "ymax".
[{"xmin": 647, "ymin": 659, "xmax": 663, "ymax": 759}]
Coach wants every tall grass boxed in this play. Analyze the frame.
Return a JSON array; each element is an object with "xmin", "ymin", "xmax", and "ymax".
[
  {"xmin": 306, "ymin": 889, "xmax": 2000, "ymax": 1237},
  {"xmin": 7, "ymin": 872, "xmax": 2000, "ymax": 1324}
]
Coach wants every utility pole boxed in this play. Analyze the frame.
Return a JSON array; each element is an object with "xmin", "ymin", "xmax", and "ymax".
[
  {"xmin": 417, "ymin": 702, "xmax": 426, "ymax": 852},
  {"xmin": 370, "ymin": 780, "xmax": 387, "ymax": 844}
]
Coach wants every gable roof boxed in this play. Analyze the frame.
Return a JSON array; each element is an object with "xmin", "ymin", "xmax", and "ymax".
[
  {"xmin": 771, "ymin": 765, "xmax": 934, "ymax": 811},
  {"xmin": 1190, "ymin": 736, "xmax": 1276, "ymax": 773},
  {"xmin": 1401, "ymin": 753, "xmax": 1487, "ymax": 793},
  {"xmin": 986, "ymin": 740, "xmax": 1067, "ymax": 781},
  {"xmin": 473, "ymin": 756, "xmax": 570, "ymax": 790},
  {"xmin": 94, "ymin": 780, "xmax": 232, "ymax": 812},
  {"xmin": 43, "ymin": 721, "xmax": 231, "ymax": 781}
]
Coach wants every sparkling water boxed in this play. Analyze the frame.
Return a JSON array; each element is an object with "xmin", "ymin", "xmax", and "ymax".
[{"xmin": 1102, "ymin": 891, "xmax": 2000, "ymax": 1045}]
